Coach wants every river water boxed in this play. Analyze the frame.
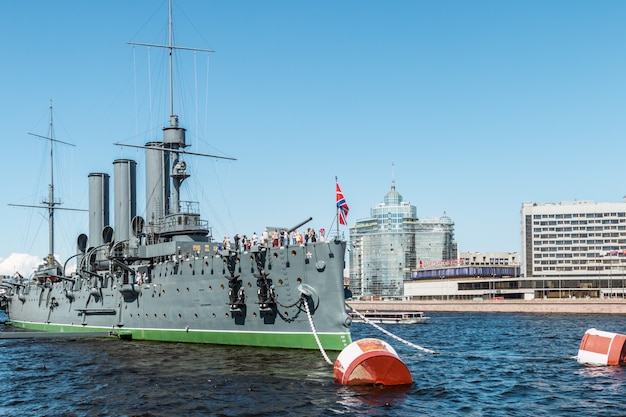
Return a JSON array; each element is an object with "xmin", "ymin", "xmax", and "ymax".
[{"xmin": 1, "ymin": 312, "xmax": 625, "ymax": 416}]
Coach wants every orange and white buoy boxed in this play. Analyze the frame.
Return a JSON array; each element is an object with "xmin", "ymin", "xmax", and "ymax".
[
  {"xmin": 577, "ymin": 328, "xmax": 626, "ymax": 365},
  {"xmin": 333, "ymin": 338, "xmax": 412, "ymax": 386}
]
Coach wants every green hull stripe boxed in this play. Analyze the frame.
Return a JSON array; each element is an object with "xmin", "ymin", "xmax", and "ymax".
[{"xmin": 9, "ymin": 321, "xmax": 352, "ymax": 351}]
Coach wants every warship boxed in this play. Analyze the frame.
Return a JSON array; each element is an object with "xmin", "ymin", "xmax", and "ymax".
[{"xmin": 0, "ymin": 3, "xmax": 352, "ymax": 351}]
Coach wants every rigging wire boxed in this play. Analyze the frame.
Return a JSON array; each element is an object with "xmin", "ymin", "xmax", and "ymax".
[
  {"xmin": 148, "ymin": 47, "xmax": 153, "ymax": 133},
  {"xmin": 204, "ymin": 53, "xmax": 210, "ymax": 148},
  {"xmin": 132, "ymin": 46, "xmax": 138, "ymax": 138},
  {"xmin": 194, "ymin": 51, "xmax": 198, "ymax": 150},
  {"xmin": 347, "ymin": 304, "xmax": 439, "ymax": 355},
  {"xmin": 304, "ymin": 297, "xmax": 333, "ymax": 365}
]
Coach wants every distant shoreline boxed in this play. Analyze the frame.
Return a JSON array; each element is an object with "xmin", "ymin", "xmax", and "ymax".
[{"xmin": 346, "ymin": 299, "xmax": 626, "ymax": 314}]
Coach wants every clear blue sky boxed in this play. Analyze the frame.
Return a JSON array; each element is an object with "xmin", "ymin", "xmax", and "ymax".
[{"xmin": 2, "ymin": 0, "xmax": 626, "ymax": 271}]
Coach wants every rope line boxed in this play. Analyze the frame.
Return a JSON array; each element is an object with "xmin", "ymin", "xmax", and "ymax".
[
  {"xmin": 304, "ymin": 297, "xmax": 333, "ymax": 365},
  {"xmin": 347, "ymin": 303, "xmax": 439, "ymax": 355}
]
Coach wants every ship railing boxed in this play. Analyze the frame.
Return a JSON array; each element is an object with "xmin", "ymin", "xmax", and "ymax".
[
  {"xmin": 143, "ymin": 201, "xmax": 213, "ymax": 240},
  {"xmin": 328, "ymin": 231, "xmax": 347, "ymax": 241},
  {"xmin": 146, "ymin": 213, "xmax": 209, "ymax": 237},
  {"xmin": 179, "ymin": 200, "xmax": 200, "ymax": 215}
]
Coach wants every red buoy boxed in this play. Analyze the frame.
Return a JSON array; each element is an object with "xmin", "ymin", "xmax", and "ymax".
[
  {"xmin": 577, "ymin": 328, "xmax": 626, "ymax": 365},
  {"xmin": 333, "ymin": 338, "xmax": 413, "ymax": 386}
]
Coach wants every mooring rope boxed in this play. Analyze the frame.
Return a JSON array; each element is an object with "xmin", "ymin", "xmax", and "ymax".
[
  {"xmin": 347, "ymin": 304, "xmax": 439, "ymax": 355},
  {"xmin": 303, "ymin": 298, "xmax": 333, "ymax": 365}
]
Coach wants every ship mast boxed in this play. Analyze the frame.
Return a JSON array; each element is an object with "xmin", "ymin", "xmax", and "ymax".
[
  {"xmin": 10, "ymin": 100, "xmax": 84, "ymax": 269},
  {"xmin": 166, "ymin": 0, "xmax": 184, "ymax": 215},
  {"xmin": 45, "ymin": 100, "xmax": 57, "ymax": 265},
  {"xmin": 128, "ymin": 0, "xmax": 217, "ymax": 217},
  {"xmin": 168, "ymin": 0, "xmax": 174, "ymax": 119},
  {"xmin": 34, "ymin": 101, "xmax": 85, "ymax": 266}
]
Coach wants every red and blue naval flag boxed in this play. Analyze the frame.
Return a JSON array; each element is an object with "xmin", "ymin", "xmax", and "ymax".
[{"xmin": 336, "ymin": 182, "xmax": 349, "ymax": 225}]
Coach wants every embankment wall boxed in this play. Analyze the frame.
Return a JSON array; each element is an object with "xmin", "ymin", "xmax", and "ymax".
[{"xmin": 347, "ymin": 299, "xmax": 626, "ymax": 314}]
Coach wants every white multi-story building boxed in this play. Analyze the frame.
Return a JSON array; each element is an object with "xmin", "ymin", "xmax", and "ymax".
[{"xmin": 521, "ymin": 200, "xmax": 626, "ymax": 279}]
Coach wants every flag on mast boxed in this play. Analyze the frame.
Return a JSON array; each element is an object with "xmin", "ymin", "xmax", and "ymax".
[{"xmin": 336, "ymin": 182, "xmax": 349, "ymax": 225}]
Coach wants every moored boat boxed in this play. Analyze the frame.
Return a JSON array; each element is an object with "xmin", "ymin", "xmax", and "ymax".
[{"xmin": 350, "ymin": 311, "xmax": 430, "ymax": 325}]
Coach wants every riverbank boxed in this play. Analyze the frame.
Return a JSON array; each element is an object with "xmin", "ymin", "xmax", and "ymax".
[{"xmin": 347, "ymin": 299, "xmax": 626, "ymax": 314}]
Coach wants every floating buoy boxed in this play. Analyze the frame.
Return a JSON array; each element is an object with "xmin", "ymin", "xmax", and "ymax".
[
  {"xmin": 333, "ymin": 338, "xmax": 412, "ymax": 386},
  {"xmin": 577, "ymin": 328, "xmax": 626, "ymax": 365}
]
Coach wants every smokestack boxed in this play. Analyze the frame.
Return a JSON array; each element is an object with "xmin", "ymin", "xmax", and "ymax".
[
  {"xmin": 88, "ymin": 172, "xmax": 110, "ymax": 248},
  {"xmin": 113, "ymin": 159, "xmax": 137, "ymax": 243},
  {"xmin": 145, "ymin": 141, "xmax": 169, "ymax": 232}
]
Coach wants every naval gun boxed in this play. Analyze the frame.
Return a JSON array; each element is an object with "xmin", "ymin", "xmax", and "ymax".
[{"xmin": 288, "ymin": 217, "xmax": 313, "ymax": 233}]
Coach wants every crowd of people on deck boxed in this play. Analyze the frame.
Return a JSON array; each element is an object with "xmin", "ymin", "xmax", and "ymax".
[{"xmin": 219, "ymin": 227, "xmax": 326, "ymax": 253}]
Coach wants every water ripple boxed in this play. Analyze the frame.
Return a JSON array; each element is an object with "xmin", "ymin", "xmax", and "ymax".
[{"xmin": 3, "ymin": 312, "xmax": 626, "ymax": 416}]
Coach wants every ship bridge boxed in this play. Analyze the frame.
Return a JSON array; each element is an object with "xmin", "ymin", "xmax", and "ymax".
[{"xmin": 148, "ymin": 200, "xmax": 210, "ymax": 240}]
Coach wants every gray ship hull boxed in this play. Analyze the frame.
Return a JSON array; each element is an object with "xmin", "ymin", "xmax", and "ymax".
[{"xmin": 6, "ymin": 240, "xmax": 352, "ymax": 350}]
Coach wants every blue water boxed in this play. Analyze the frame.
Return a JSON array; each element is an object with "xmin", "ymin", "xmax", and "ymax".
[{"xmin": 2, "ymin": 312, "xmax": 626, "ymax": 416}]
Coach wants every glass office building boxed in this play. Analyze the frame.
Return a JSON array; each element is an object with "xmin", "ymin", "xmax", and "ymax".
[{"xmin": 349, "ymin": 181, "xmax": 457, "ymax": 297}]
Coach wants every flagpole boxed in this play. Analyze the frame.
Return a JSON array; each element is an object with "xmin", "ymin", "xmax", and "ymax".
[
  {"xmin": 335, "ymin": 176, "xmax": 339, "ymax": 239},
  {"xmin": 335, "ymin": 177, "xmax": 349, "ymax": 239}
]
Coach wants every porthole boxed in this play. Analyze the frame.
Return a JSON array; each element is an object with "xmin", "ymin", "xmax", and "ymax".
[
  {"xmin": 278, "ymin": 279, "xmax": 284, "ymax": 285},
  {"xmin": 291, "ymin": 250, "xmax": 297, "ymax": 256},
  {"xmin": 297, "ymin": 278, "xmax": 302, "ymax": 284}
]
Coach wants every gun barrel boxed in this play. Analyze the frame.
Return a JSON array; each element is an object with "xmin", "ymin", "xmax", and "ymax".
[{"xmin": 288, "ymin": 217, "xmax": 313, "ymax": 233}]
